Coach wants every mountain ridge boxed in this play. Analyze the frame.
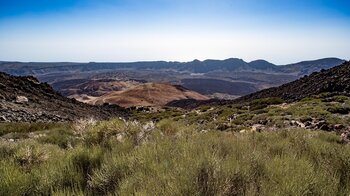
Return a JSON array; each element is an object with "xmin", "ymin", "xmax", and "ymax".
[{"xmin": 0, "ymin": 57, "xmax": 345, "ymax": 76}]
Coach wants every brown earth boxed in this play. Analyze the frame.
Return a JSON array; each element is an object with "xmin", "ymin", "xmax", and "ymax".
[{"xmin": 87, "ymin": 83, "xmax": 209, "ymax": 107}]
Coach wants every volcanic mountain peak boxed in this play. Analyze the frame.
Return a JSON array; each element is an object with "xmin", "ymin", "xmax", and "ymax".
[{"xmin": 249, "ymin": 60, "xmax": 277, "ymax": 69}]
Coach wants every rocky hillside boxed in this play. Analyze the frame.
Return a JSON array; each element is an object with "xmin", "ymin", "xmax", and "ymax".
[
  {"xmin": 168, "ymin": 61, "xmax": 350, "ymax": 108},
  {"xmin": 237, "ymin": 61, "xmax": 350, "ymax": 103},
  {"xmin": 0, "ymin": 72, "xmax": 128, "ymax": 122}
]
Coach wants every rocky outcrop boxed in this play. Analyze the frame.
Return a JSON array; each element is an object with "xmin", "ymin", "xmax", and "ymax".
[{"xmin": 0, "ymin": 72, "xmax": 128, "ymax": 122}]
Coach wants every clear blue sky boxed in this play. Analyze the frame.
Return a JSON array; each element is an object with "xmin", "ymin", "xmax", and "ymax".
[{"xmin": 0, "ymin": 0, "xmax": 349, "ymax": 64}]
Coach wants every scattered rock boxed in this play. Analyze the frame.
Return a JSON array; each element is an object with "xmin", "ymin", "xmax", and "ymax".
[
  {"xmin": 319, "ymin": 124, "xmax": 331, "ymax": 131},
  {"xmin": 116, "ymin": 133, "xmax": 125, "ymax": 142},
  {"xmin": 290, "ymin": 120, "xmax": 306, "ymax": 128},
  {"xmin": 201, "ymin": 129, "xmax": 208, "ymax": 133},
  {"xmin": 0, "ymin": 72, "xmax": 128, "ymax": 122},
  {"xmin": 239, "ymin": 129, "xmax": 247, "ymax": 133},
  {"xmin": 258, "ymin": 119, "xmax": 269, "ymax": 125},
  {"xmin": 142, "ymin": 121, "xmax": 155, "ymax": 130},
  {"xmin": 0, "ymin": 115, "xmax": 8, "ymax": 122},
  {"xmin": 251, "ymin": 124, "xmax": 264, "ymax": 132},
  {"xmin": 15, "ymin": 96, "xmax": 28, "ymax": 104},
  {"xmin": 334, "ymin": 124, "xmax": 345, "ymax": 130},
  {"xmin": 300, "ymin": 117, "xmax": 312, "ymax": 123},
  {"xmin": 341, "ymin": 131, "xmax": 350, "ymax": 144},
  {"xmin": 309, "ymin": 120, "xmax": 331, "ymax": 131},
  {"xmin": 304, "ymin": 121, "xmax": 312, "ymax": 127},
  {"xmin": 228, "ymin": 114, "xmax": 238, "ymax": 122}
]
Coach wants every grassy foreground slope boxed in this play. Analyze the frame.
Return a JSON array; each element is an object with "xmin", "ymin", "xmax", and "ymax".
[{"xmin": 1, "ymin": 108, "xmax": 350, "ymax": 195}]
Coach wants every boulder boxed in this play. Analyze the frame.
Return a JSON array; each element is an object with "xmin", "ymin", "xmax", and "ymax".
[
  {"xmin": 290, "ymin": 120, "xmax": 305, "ymax": 128},
  {"xmin": 334, "ymin": 124, "xmax": 345, "ymax": 131},
  {"xmin": 312, "ymin": 120, "xmax": 331, "ymax": 131},
  {"xmin": 15, "ymin": 96, "xmax": 28, "ymax": 104},
  {"xmin": 341, "ymin": 131, "xmax": 350, "ymax": 144},
  {"xmin": 0, "ymin": 115, "xmax": 8, "ymax": 122},
  {"xmin": 258, "ymin": 119, "xmax": 269, "ymax": 125},
  {"xmin": 251, "ymin": 124, "xmax": 264, "ymax": 132}
]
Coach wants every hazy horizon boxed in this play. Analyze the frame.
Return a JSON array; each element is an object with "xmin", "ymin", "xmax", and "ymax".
[
  {"xmin": 1, "ymin": 0, "xmax": 349, "ymax": 64},
  {"xmin": 0, "ymin": 57, "xmax": 346, "ymax": 66}
]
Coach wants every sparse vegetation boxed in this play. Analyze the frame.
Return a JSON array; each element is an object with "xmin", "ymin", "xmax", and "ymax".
[
  {"xmin": 1, "ymin": 117, "xmax": 350, "ymax": 195},
  {"xmin": 1, "ymin": 96, "xmax": 350, "ymax": 195}
]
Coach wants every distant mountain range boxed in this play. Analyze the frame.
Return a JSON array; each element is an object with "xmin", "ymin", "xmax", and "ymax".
[
  {"xmin": 0, "ymin": 57, "xmax": 345, "ymax": 76},
  {"xmin": 1, "ymin": 60, "xmax": 350, "ymax": 121},
  {"xmin": 0, "ymin": 57, "xmax": 346, "ymax": 101}
]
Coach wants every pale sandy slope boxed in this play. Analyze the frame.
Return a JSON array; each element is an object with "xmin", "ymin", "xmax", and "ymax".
[{"xmin": 86, "ymin": 83, "xmax": 209, "ymax": 108}]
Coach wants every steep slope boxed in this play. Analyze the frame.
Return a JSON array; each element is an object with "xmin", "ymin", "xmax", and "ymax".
[
  {"xmin": 167, "ymin": 61, "xmax": 350, "ymax": 108},
  {"xmin": 237, "ymin": 61, "xmax": 350, "ymax": 103},
  {"xmin": 89, "ymin": 83, "xmax": 209, "ymax": 108},
  {"xmin": 279, "ymin": 58, "xmax": 344, "ymax": 76},
  {"xmin": 0, "ymin": 72, "xmax": 128, "ymax": 122}
]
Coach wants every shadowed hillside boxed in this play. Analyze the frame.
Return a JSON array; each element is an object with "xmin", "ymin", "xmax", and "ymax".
[
  {"xmin": 237, "ymin": 61, "xmax": 350, "ymax": 103},
  {"xmin": 0, "ymin": 72, "xmax": 128, "ymax": 122}
]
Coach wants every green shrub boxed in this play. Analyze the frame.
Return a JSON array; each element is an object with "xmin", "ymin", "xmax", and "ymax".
[
  {"xmin": 327, "ymin": 106, "xmax": 350, "ymax": 114},
  {"xmin": 0, "ymin": 122, "xmax": 67, "ymax": 136},
  {"xmin": 14, "ymin": 143, "xmax": 49, "ymax": 171},
  {"xmin": 70, "ymin": 146, "xmax": 104, "ymax": 187},
  {"xmin": 38, "ymin": 127, "xmax": 76, "ymax": 148},
  {"xmin": 300, "ymin": 97, "xmax": 321, "ymax": 102},
  {"xmin": 88, "ymin": 154, "xmax": 130, "ymax": 194},
  {"xmin": 250, "ymin": 97, "xmax": 284, "ymax": 106},
  {"xmin": 322, "ymin": 95, "xmax": 349, "ymax": 103}
]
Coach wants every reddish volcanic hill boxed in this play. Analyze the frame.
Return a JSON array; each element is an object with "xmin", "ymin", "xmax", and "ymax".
[{"xmin": 87, "ymin": 83, "xmax": 209, "ymax": 108}]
